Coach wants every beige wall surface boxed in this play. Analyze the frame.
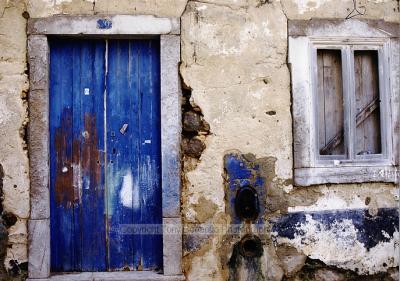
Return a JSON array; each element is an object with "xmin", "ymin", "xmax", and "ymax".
[{"xmin": 0, "ymin": 0, "xmax": 398, "ymax": 280}]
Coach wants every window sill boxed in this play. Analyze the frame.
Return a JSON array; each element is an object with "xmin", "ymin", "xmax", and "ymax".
[
  {"xmin": 294, "ymin": 165, "xmax": 398, "ymax": 186},
  {"xmin": 314, "ymin": 159, "xmax": 393, "ymax": 167},
  {"xmin": 27, "ymin": 272, "xmax": 185, "ymax": 281}
]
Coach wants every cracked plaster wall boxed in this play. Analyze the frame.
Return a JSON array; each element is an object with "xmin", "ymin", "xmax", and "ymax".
[
  {"xmin": 179, "ymin": 1, "xmax": 399, "ymax": 280},
  {"xmin": 0, "ymin": 0, "xmax": 29, "ymax": 279},
  {"xmin": 0, "ymin": 0, "xmax": 398, "ymax": 280}
]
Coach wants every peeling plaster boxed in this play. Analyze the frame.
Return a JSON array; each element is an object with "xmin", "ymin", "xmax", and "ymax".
[{"xmin": 272, "ymin": 208, "xmax": 399, "ymax": 275}]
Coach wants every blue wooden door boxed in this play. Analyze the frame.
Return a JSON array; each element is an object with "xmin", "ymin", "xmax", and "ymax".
[{"xmin": 49, "ymin": 38, "xmax": 162, "ymax": 272}]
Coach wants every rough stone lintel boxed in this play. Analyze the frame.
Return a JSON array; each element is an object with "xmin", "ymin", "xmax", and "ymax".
[
  {"xmin": 288, "ymin": 19, "xmax": 400, "ymax": 38},
  {"xmin": 28, "ymin": 15, "xmax": 180, "ymax": 35},
  {"xmin": 28, "ymin": 35, "xmax": 50, "ymax": 220},
  {"xmin": 28, "ymin": 219, "xmax": 50, "ymax": 279},
  {"xmin": 160, "ymin": 35, "xmax": 181, "ymax": 218},
  {"xmin": 163, "ymin": 218, "xmax": 183, "ymax": 276}
]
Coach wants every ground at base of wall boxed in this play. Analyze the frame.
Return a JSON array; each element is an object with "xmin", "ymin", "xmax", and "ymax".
[
  {"xmin": 0, "ymin": 272, "xmax": 27, "ymax": 281},
  {"xmin": 282, "ymin": 258, "xmax": 398, "ymax": 281}
]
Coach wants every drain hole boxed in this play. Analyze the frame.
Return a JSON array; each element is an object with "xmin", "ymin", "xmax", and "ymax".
[
  {"xmin": 235, "ymin": 186, "xmax": 260, "ymax": 221},
  {"xmin": 239, "ymin": 235, "xmax": 263, "ymax": 258}
]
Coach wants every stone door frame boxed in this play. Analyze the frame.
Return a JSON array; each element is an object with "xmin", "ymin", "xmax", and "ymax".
[{"xmin": 27, "ymin": 15, "xmax": 183, "ymax": 281}]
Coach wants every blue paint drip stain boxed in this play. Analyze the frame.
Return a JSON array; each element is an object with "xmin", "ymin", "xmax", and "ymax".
[{"xmin": 97, "ymin": 19, "xmax": 112, "ymax": 29}]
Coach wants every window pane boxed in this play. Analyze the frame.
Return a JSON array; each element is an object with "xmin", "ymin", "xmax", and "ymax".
[
  {"xmin": 317, "ymin": 49, "xmax": 345, "ymax": 156},
  {"xmin": 354, "ymin": 50, "xmax": 381, "ymax": 155}
]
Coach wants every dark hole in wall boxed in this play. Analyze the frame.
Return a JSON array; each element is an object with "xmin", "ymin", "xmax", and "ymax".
[
  {"xmin": 239, "ymin": 235, "xmax": 263, "ymax": 258},
  {"xmin": 1, "ymin": 213, "xmax": 17, "ymax": 229},
  {"xmin": 8, "ymin": 260, "xmax": 21, "ymax": 276},
  {"xmin": 20, "ymin": 124, "xmax": 28, "ymax": 153},
  {"xmin": 24, "ymin": 63, "xmax": 29, "ymax": 76},
  {"xmin": 235, "ymin": 186, "xmax": 260, "ymax": 221},
  {"xmin": 5, "ymin": 260, "xmax": 28, "ymax": 280},
  {"xmin": 228, "ymin": 237, "xmax": 265, "ymax": 281},
  {"xmin": 21, "ymin": 11, "xmax": 30, "ymax": 19}
]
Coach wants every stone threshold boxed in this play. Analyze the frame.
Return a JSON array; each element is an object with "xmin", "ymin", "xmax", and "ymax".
[{"xmin": 27, "ymin": 271, "xmax": 185, "ymax": 281}]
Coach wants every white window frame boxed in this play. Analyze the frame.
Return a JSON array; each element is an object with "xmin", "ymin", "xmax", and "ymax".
[{"xmin": 289, "ymin": 19, "xmax": 399, "ymax": 186}]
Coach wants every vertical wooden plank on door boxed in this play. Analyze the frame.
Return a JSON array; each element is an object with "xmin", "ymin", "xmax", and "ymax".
[
  {"xmin": 50, "ymin": 39, "xmax": 77, "ymax": 271},
  {"xmin": 354, "ymin": 50, "xmax": 381, "ymax": 155},
  {"xmin": 137, "ymin": 39, "xmax": 162, "ymax": 270},
  {"xmin": 128, "ymin": 41, "xmax": 142, "ymax": 270},
  {"xmin": 50, "ymin": 39, "xmax": 107, "ymax": 272},
  {"xmin": 49, "ymin": 38, "xmax": 61, "ymax": 271},
  {"xmin": 71, "ymin": 41, "xmax": 82, "ymax": 272},
  {"xmin": 317, "ymin": 50, "xmax": 345, "ymax": 156},
  {"xmin": 106, "ymin": 40, "xmax": 136, "ymax": 270},
  {"xmin": 106, "ymin": 39, "xmax": 162, "ymax": 271},
  {"xmin": 79, "ymin": 40, "xmax": 107, "ymax": 271}
]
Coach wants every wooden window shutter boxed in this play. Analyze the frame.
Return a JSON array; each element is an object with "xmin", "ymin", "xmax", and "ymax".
[
  {"xmin": 354, "ymin": 50, "xmax": 382, "ymax": 155},
  {"xmin": 317, "ymin": 49, "xmax": 345, "ymax": 156}
]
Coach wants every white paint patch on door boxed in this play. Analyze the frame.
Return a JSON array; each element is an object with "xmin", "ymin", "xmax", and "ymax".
[
  {"xmin": 119, "ymin": 170, "xmax": 140, "ymax": 209},
  {"xmin": 72, "ymin": 163, "xmax": 82, "ymax": 203}
]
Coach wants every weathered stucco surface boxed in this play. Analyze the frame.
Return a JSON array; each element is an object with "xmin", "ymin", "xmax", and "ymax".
[
  {"xmin": 26, "ymin": 0, "xmax": 188, "ymax": 18},
  {"xmin": 0, "ymin": 0, "xmax": 398, "ymax": 280},
  {"xmin": 0, "ymin": 0, "xmax": 29, "ymax": 279},
  {"xmin": 180, "ymin": 1, "xmax": 399, "ymax": 280}
]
